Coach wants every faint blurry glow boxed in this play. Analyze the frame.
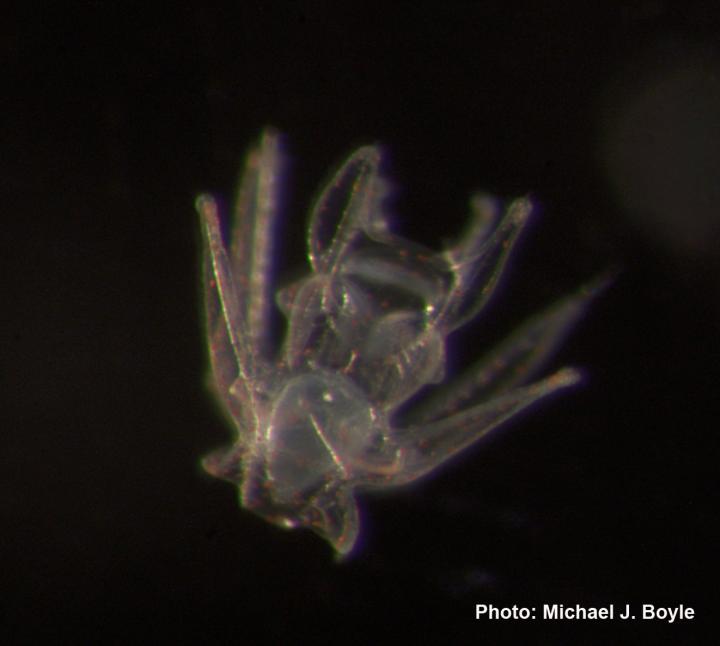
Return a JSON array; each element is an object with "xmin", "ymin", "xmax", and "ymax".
[{"xmin": 599, "ymin": 40, "xmax": 720, "ymax": 257}]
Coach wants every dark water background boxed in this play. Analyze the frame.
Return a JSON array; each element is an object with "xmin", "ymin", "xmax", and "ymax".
[{"xmin": 3, "ymin": 3, "xmax": 717, "ymax": 644}]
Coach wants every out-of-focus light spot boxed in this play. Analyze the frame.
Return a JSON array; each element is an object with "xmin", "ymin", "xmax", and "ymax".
[{"xmin": 599, "ymin": 40, "xmax": 720, "ymax": 257}]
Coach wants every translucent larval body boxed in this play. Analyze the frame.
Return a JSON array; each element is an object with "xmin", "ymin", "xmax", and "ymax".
[{"xmin": 197, "ymin": 129, "xmax": 599, "ymax": 557}]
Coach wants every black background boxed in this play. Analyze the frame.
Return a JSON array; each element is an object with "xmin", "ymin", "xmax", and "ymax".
[{"xmin": 3, "ymin": 3, "xmax": 717, "ymax": 644}]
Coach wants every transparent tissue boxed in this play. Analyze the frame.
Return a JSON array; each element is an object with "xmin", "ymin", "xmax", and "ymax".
[{"xmin": 197, "ymin": 130, "xmax": 599, "ymax": 556}]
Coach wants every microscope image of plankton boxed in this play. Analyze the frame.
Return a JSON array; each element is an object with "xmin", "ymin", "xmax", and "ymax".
[{"xmin": 197, "ymin": 129, "xmax": 598, "ymax": 556}]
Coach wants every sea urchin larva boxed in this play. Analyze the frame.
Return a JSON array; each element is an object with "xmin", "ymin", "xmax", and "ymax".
[{"xmin": 197, "ymin": 129, "xmax": 598, "ymax": 557}]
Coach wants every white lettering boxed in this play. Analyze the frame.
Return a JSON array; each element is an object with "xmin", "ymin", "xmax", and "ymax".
[
  {"xmin": 544, "ymin": 604, "xmax": 559, "ymax": 619},
  {"xmin": 543, "ymin": 604, "xmax": 612, "ymax": 620},
  {"xmin": 475, "ymin": 604, "xmax": 532, "ymax": 619},
  {"xmin": 642, "ymin": 605, "xmax": 695, "ymax": 623}
]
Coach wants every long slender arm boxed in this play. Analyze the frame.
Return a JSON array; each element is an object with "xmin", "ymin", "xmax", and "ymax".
[
  {"xmin": 230, "ymin": 129, "xmax": 284, "ymax": 359},
  {"xmin": 390, "ymin": 367, "xmax": 581, "ymax": 485},
  {"xmin": 404, "ymin": 277, "xmax": 607, "ymax": 425}
]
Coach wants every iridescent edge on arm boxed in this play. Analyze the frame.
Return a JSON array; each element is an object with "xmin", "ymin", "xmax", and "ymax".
[{"xmin": 197, "ymin": 129, "xmax": 601, "ymax": 557}]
